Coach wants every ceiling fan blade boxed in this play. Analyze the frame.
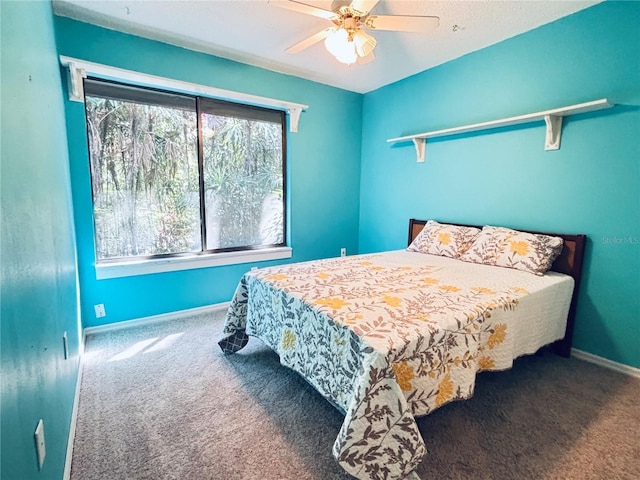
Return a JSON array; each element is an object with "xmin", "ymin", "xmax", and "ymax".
[
  {"xmin": 285, "ymin": 27, "xmax": 333, "ymax": 54},
  {"xmin": 365, "ymin": 15, "xmax": 440, "ymax": 32},
  {"xmin": 350, "ymin": 0, "xmax": 379, "ymax": 15},
  {"xmin": 357, "ymin": 50, "xmax": 375, "ymax": 65},
  {"xmin": 269, "ymin": 0, "xmax": 338, "ymax": 21}
]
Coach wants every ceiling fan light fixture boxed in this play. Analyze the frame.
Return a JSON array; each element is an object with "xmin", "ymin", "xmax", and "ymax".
[
  {"xmin": 324, "ymin": 28, "xmax": 357, "ymax": 64},
  {"xmin": 353, "ymin": 29, "xmax": 376, "ymax": 57},
  {"xmin": 274, "ymin": 0, "xmax": 440, "ymax": 66},
  {"xmin": 335, "ymin": 47, "xmax": 358, "ymax": 65}
]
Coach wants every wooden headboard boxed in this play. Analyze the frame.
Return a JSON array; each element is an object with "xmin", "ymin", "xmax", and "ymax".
[{"xmin": 408, "ymin": 219, "xmax": 586, "ymax": 358}]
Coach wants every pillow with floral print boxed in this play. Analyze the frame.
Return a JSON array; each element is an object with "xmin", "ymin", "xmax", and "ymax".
[
  {"xmin": 459, "ymin": 226, "xmax": 563, "ymax": 275},
  {"xmin": 408, "ymin": 220, "xmax": 481, "ymax": 258}
]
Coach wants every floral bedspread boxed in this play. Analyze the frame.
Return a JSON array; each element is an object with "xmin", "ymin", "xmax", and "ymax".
[{"xmin": 218, "ymin": 251, "xmax": 573, "ymax": 480}]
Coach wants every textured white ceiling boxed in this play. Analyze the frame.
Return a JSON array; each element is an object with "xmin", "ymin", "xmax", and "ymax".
[{"xmin": 52, "ymin": 0, "xmax": 602, "ymax": 93}]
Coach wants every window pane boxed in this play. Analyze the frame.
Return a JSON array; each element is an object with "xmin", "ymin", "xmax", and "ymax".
[
  {"xmin": 201, "ymin": 109, "xmax": 284, "ymax": 250},
  {"xmin": 85, "ymin": 85, "xmax": 200, "ymax": 260}
]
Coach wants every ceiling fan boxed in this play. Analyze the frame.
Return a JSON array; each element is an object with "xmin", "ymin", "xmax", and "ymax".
[{"xmin": 270, "ymin": 0, "xmax": 440, "ymax": 65}]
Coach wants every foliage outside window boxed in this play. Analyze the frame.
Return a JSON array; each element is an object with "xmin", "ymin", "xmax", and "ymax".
[{"xmin": 84, "ymin": 79, "xmax": 286, "ymax": 262}]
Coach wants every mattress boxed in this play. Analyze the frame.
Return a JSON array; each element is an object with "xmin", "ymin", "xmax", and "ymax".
[{"xmin": 219, "ymin": 250, "xmax": 574, "ymax": 480}]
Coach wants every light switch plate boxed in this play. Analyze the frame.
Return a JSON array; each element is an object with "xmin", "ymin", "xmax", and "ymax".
[{"xmin": 34, "ymin": 419, "xmax": 46, "ymax": 470}]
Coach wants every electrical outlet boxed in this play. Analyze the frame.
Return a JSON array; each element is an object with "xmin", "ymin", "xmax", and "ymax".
[
  {"xmin": 340, "ymin": 247, "xmax": 346, "ymax": 257},
  {"xmin": 94, "ymin": 304, "xmax": 106, "ymax": 318},
  {"xmin": 34, "ymin": 419, "xmax": 46, "ymax": 470}
]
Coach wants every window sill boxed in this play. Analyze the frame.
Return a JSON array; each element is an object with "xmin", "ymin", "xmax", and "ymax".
[{"xmin": 95, "ymin": 247, "xmax": 292, "ymax": 280}]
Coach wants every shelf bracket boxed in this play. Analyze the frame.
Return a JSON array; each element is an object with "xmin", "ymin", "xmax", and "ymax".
[
  {"xmin": 544, "ymin": 114, "xmax": 563, "ymax": 150},
  {"xmin": 288, "ymin": 106, "xmax": 303, "ymax": 133},
  {"xmin": 66, "ymin": 62, "xmax": 87, "ymax": 102},
  {"xmin": 413, "ymin": 138, "xmax": 426, "ymax": 163}
]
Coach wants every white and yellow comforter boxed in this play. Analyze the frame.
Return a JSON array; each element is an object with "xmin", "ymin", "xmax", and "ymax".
[{"xmin": 219, "ymin": 250, "xmax": 574, "ymax": 480}]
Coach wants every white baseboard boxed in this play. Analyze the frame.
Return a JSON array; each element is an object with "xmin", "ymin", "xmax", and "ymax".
[
  {"xmin": 63, "ymin": 356, "xmax": 83, "ymax": 480},
  {"xmin": 572, "ymin": 348, "xmax": 640, "ymax": 379},
  {"xmin": 83, "ymin": 302, "xmax": 230, "ymax": 338}
]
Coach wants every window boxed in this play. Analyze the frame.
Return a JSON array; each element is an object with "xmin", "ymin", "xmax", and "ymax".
[{"xmin": 83, "ymin": 79, "xmax": 286, "ymax": 267}]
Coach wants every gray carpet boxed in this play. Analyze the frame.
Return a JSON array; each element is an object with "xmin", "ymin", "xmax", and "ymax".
[{"xmin": 71, "ymin": 310, "xmax": 640, "ymax": 480}]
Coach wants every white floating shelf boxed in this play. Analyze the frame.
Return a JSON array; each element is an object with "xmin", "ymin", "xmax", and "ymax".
[
  {"xmin": 387, "ymin": 98, "xmax": 613, "ymax": 162},
  {"xmin": 59, "ymin": 56, "xmax": 308, "ymax": 133}
]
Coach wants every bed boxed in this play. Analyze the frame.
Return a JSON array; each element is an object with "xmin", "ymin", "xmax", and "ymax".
[{"xmin": 218, "ymin": 219, "xmax": 586, "ymax": 480}]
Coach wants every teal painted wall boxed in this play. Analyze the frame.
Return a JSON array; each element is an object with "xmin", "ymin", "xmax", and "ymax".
[
  {"xmin": 359, "ymin": 1, "xmax": 640, "ymax": 368},
  {"xmin": 54, "ymin": 17, "xmax": 363, "ymax": 327},
  {"xmin": 1, "ymin": 1, "xmax": 81, "ymax": 479}
]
